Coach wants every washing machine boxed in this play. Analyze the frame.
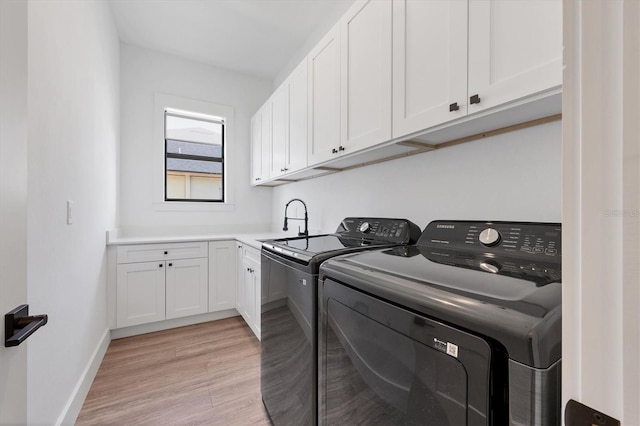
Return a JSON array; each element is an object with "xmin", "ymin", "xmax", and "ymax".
[
  {"xmin": 318, "ymin": 220, "xmax": 562, "ymax": 425},
  {"xmin": 261, "ymin": 217, "xmax": 421, "ymax": 426}
]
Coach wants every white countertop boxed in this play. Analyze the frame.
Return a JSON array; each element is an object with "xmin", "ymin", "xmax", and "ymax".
[{"xmin": 107, "ymin": 231, "xmax": 293, "ymax": 251}]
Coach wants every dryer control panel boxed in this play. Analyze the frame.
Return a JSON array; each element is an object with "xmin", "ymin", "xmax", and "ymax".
[
  {"xmin": 336, "ymin": 217, "xmax": 421, "ymax": 244},
  {"xmin": 418, "ymin": 220, "xmax": 562, "ymax": 285},
  {"xmin": 420, "ymin": 221, "xmax": 562, "ymax": 259}
]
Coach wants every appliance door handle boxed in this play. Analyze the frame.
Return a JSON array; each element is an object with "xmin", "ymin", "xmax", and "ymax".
[{"xmin": 5, "ymin": 304, "xmax": 48, "ymax": 347}]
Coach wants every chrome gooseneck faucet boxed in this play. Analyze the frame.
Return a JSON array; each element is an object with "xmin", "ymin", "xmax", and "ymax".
[{"xmin": 283, "ymin": 198, "xmax": 308, "ymax": 237}]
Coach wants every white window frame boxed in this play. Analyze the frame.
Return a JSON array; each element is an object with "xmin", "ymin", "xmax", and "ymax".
[{"xmin": 153, "ymin": 93, "xmax": 235, "ymax": 212}]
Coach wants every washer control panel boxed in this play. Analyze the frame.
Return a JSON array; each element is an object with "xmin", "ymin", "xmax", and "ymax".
[
  {"xmin": 337, "ymin": 217, "xmax": 421, "ymax": 244},
  {"xmin": 421, "ymin": 221, "xmax": 562, "ymax": 259}
]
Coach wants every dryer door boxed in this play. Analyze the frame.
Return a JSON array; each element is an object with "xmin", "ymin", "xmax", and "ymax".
[{"xmin": 319, "ymin": 278, "xmax": 498, "ymax": 425}]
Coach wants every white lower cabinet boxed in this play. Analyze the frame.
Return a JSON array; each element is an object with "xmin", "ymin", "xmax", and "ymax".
[
  {"xmin": 208, "ymin": 241, "xmax": 237, "ymax": 311},
  {"xmin": 235, "ymin": 243, "xmax": 245, "ymax": 315},
  {"xmin": 115, "ymin": 242, "xmax": 208, "ymax": 328},
  {"xmin": 112, "ymin": 239, "xmax": 261, "ymax": 338},
  {"xmin": 165, "ymin": 257, "xmax": 208, "ymax": 320},
  {"xmin": 116, "ymin": 261, "xmax": 166, "ymax": 328},
  {"xmin": 236, "ymin": 243, "xmax": 261, "ymax": 339}
]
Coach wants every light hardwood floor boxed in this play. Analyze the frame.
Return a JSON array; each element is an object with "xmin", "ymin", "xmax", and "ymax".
[{"xmin": 76, "ymin": 317, "xmax": 271, "ymax": 425}]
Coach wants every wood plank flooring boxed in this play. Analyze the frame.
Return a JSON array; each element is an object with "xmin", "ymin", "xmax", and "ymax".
[{"xmin": 76, "ymin": 317, "xmax": 272, "ymax": 426}]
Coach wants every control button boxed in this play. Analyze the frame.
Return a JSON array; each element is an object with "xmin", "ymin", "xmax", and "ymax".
[
  {"xmin": 479, "ymin": 260, "xmax": 501, "ymax": 274},
  {"xmin": 545, "ymin": 248, "xmax": 558, "ymax": 255},
  {"xmin": 359, "ymin": 222, "xmax": 371, "ymax": 233},
  {"xmin": 479, "ymin": 228, "xmax": 501, "ymax": 247},
  {"xmin": 532, "ymin": 247, "xmax": 544, "ymax": 254}
]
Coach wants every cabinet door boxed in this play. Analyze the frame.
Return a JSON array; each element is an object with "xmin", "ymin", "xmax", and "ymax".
[
  {"xmin": 252, "ymin": 263, "xmax": 261, "ymax": 338},
  {"xmin": 208, "ymin": 241, "xmax": 237, "ymax": 312},
  {"xmin": 392, "ymin": 0, "xmax": 467, "ymax": 138},
  {"xmin": 260, "ymin": 103, "xmax": 272, "ymax": 181},
  {"xmin": 270, "ymin": 84, "xmax": 288, "ymax": 178},
  {"xmin": 250, "ymin": 112, "xmax": 263, "ymax": 184},
  {"xmin": 243, "ymin": 260, "xmax": 257, "ymax": 332},
  {"xmin": 287, "ymin": 60, "xmax": 308, "ymax": 172},
  {"xmin": 468, "ymin": 0, "xmax": 562, "ymax": 113},
  {"xmin": 165, "ymin": 258, "xmax": 208, "ymax": 320},
  {"xmin": 235, "ymin": 244, "xmax": 245, "ymax": 313},
  {"xmin": 308, "ymin": 22, "xmax": 341, "ymax": 165},
  {"xmin": 116, "ymin": 261, "xmax": 165, "ymax": 328},
  {"xmin": 341, "ymin": 0, "xmax": 392, "ymax": 152}
]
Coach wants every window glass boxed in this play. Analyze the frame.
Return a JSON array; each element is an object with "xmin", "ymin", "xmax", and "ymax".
[{"xmin": 164, "ymin": 111, "xmax": 224, "ymax": 202}]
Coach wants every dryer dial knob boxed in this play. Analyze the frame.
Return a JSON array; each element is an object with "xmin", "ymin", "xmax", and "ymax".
[
  {"xmin": 479, "ymin": 228, "xmax": 501, "ymax": 247},
  {"xmin": 359, "ymin": 222, "xmax": 371, "ymax": 233},
  {"xmin": 479, "ymin": 260, "xmax": 501, "ymax": 274}
]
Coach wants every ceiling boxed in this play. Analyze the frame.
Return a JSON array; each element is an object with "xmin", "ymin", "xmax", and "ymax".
[{"xmin": 109, "ymin": 0, "xmax": 352, "ymax": 82}]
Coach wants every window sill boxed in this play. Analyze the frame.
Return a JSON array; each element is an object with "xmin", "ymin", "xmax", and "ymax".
[{"xmin": 152, "ymin": 201, "xmax": 235, "ymax": 212}]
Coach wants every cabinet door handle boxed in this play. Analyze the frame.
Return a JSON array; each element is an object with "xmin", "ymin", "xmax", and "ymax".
[
  {"xmin": 164, "ymin": 251, "xmax": 168, "ymax": 255},
  {"xmin": 338, "ymin": 146, "xmax": 345, "ymax": 152},
  {"xmin": 449, "ymin": 102, "xmax": 460, "ymax": 112},
  {"xmin": 159, "ymin": 264, "xmax": 163, "ymax": 268},
  {"xmin": 332, "ymin": 148, "xmax": 338, "ymax": 154},
  {"xmin": 470, "ymin": 94, "xmax": 481, "ymax": 104},
  {"xmin": 168, "ymin": 263, "xmax": 172, "ymax": 267}
]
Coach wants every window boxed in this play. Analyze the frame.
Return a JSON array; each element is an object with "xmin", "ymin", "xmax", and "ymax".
[{"xmin": 164, "ymin": 109, "xmax": 225, "ymax": 202}]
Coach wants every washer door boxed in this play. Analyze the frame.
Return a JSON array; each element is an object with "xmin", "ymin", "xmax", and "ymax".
[{"xmin": 319, "ymin": 278, "xmax": 495, "ymax": 426}]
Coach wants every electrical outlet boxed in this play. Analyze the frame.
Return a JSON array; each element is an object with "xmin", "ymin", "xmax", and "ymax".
[{"xmin": 67, "ymin": 201, "xmax": 74, "ymax": 225}]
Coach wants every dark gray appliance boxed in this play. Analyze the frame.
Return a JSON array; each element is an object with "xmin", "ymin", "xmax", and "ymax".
[
  {"xmin": 318, "ymin": 220, "xmax": 562, "ymax": 425},
  {"xmin": 261, "ymin": 218, "xmax": 421, "ymax": 426}
]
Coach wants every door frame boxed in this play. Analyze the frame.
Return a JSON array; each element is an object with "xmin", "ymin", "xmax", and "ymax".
[{"xmin": 0, "ymin": 0, "xmax": 29, "ymax": 423}]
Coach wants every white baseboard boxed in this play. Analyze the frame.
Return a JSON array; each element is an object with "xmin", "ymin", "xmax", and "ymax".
[
  {"xmin": 56, "ymin": 328, "xmax": 111, "ymax": 426},
  {"xmin": 110, "ymin": 309, "xmax": 240, "ymax": 340}
]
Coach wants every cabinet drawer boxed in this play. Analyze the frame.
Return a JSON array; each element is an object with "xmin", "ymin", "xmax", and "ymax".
[
  {"xmin": 117, "ymin": 242, "xmax": 208, "ymax": 264},
  {"xmin": 243, "ymin": 246, "xmax": 261, "ymax": 264}
]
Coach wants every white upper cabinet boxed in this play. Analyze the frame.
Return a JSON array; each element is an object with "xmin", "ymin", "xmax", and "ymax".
[
  {"xmin": 250, "ymin": 103, "xmax": 272, "ymax": 185},
  {"xmin": 270, "ymin": 84, "xmax": 288, "ymax": 178},
  {"xmin": 467, "ymin": 0, "xmax": 562, "ymax": 113},
  {"xmin": 392, "ymin": 0, "xmax": 468, "ymax": 137},
  {"xmin": 270, "ymin": 60, "xmax": 308, "ymax": 178},
  {"xmin": 392, "ymin": 0, "xmax": 561, "ymax": 138},
  {"xmin": 287, "ymin": 60, "xmax": 308, "ymax": 173},
  {"xmin": 250, "ymin": 0, "xmax": 562, "ymax": 183},
  {"xmin": 308, "ymin": 22, "xmax": 341, "ymax": 165},
  {"xmin": 260, "ymin": 103, "xmax": 272, "ymax": 181},
  {"xmin": 340, "ymin": 0, "xmax": 392, "ymax": 153},
  {"xmin": 250, "ymin": 111, "xmax": 263, "ymax": 184}
]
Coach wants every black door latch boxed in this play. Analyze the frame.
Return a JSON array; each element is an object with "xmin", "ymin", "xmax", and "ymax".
[{"xmin": 5, "ymin": 304, "xmax": 48, "ymax": 347}]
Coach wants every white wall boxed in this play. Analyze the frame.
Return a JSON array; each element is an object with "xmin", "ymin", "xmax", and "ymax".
[
  {"xmin": 119, "ymin": 44, "xmax": 273, "ymax": 235},
  {"xmin": 0, "ymin": 1, "xmax": 28, "ymax": 424},
  {"xmin": 26, "ymin": 1, "xmax": 120, "ymax": 423},
  {"xmin": 271, "ymin": 120, "xmax": 561, "ymax": 232}
]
